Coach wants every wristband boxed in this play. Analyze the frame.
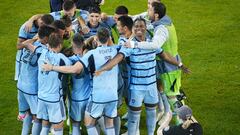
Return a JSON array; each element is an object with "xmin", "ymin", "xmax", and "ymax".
[{"xmin": 178, "ymin": 62, "xmax": 183, "ymax": 67}]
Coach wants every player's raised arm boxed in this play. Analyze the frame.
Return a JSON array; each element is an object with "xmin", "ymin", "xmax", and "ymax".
[{"xmin": 24, "ymin": 14, "xmax": 43, "ymax": 32}]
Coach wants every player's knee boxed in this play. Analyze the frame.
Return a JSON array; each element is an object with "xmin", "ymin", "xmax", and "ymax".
[
  {"xmin": 53, "ymin": 121, "xmax": 64, "ymax": 129},
  {"xmin": 129, "ymin": 105, "xmax": 141, "ymax": 111},
  {"xmin": 104, "ymin": 117, "xmax": 114, "ymax": 128},
  {"xmin": 145, "ymin": 103, "xmax": 158, "ymax": 108}
]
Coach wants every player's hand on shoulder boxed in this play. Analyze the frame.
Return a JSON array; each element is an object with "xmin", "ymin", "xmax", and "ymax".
[
  {"xmin": 101, "ymin": 12, "xmax": 108, "ymax": 21},
  {"xmin": 81, "ymin": 25, "xmax": 90, "ymax": 34},
  {"xmin": 94, "ymin": 70, "xmax": 103, "ymax": 76},
  {"xmin": 24, "ymin": 21, "xmax": 33, "ymax": 32},
  {"xmin": 41, "ymin": 63, "xmax": 53, "ymax": 72}
]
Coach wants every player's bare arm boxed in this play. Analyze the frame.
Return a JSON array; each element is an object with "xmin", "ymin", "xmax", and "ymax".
[
  {"xmin": 159, "ymin": 52, "xmax": 191, "ymax": 74},
  {"xmin": 42, "ymin": 61, "xmax": 83, "ymax": 74}
]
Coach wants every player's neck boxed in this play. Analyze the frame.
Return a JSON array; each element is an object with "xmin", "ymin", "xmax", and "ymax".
[{"xmin": 125, "ymin": 31, "xmax": 132, "ymax": 39}]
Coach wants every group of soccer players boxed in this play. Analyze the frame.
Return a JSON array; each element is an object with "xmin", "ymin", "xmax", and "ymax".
[{"xmin": 15, "ymin": 0, "xmax": 191, "ymax": 135}]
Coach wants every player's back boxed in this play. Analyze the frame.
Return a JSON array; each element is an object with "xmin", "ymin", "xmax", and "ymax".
[
  {"xmin": 81, "ymin": 45, "xmax": 118, "ymax": 103},
  {"xmin": 38, "ymin": 49, "xmax": 70, "ymax": 102}
]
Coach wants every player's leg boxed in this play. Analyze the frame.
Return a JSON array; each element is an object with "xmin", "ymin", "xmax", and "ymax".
[
  {"xmin": 84, "ymin": 101, "xmax": 101, "ymax": 135},
  {"xmin": 48, "ymin": 99, "xmax": 66, "ymax": 135},
  {"xmin": 161, "ymin": 70, "xmax": 182, "ymax": 125},
  {"xmin": 24, "ymin": 94, "xmax": 42, "ymax": 135},
  {"xmin": 18, "ymin": 91, "xmax": 32, "ymax": 135},
  {"xmin": 144, "ymin": 88, "xmax": 159, "ymax": 135},
  {"xmin": 70, "ymin": 100, "xmax": 82, "ymax": 135},
  {"xmin": 104, "ymin": 101, "xmax": 118, "ymax": 135},
  {"xmin": 127, "ymin": 89, "xmax": 144, "ymax": 135},
  {"xmin": 40, "ymin": 120, "xmax": 50, "ymax": 135},
  {"xmin": 37, "ymin": 99, "xmax": 50, "ymax": 135}
]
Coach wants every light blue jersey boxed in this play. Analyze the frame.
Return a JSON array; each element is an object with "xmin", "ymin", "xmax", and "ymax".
[
  {"xmin": 80, "ymin": 45, "xmax": 118, "ymax": 103},
  {"xmin": 15, "ymin": 23, "xmax": 38, "ymax": 80},
  {"xmin": 38, "ymin": 49, "xmax": 71, "ymax": 102},
  {"xmin": 50, "ymin": 9, "xmax": 88, "ymax": 21},
  {"xmin": 118, "ymin": 36, "xmax": 131, "ymax": 82},
  {"xmin": 17, "ymin": 41, "xmax": 46, "ymax": 95},
  {"xmin": 119, "ymin": 37, "xmax": 163, "ymax": 91},
  {"xmin": 83, "ymin": 22, "xmax": 112, "ymax": 39},
  {"xmin": 50, "ymin": 9, "xmax": 89, "ymax": 33},
  {"xmin": 68, "ymin": 55, "xmax": 91, "ymax": 101}
]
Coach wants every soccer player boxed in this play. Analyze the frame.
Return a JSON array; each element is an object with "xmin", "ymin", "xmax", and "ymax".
[
  {"xmin": 95, "ymin": 17, "xmax": 188, "ymax": 135},
  {"xmin": 25, "ymin": 0, "xmax": 89, "ymax": 34},
  {"xmin": 67, "ymin": 33, "xmax": 92, "ymax": 135},
  {"xmin": 17, "ymin": 25, "xmax": 55, "ymax": 135},
  {"xmin": 37, "ymin": 33, "xmax": 71, "ymax": 135},
  {"xmin": 15, "ymin": 14, "xmax": 54, "ymax": 81},
  {"xmin": 101, "ymin": 5, "xmax": 129, "ymax": 38},
  {"xmin": 125, "ymin": 2, "xmax": 190, "ymax": 127},
  {"xmin": 42, "ymin": 27, "xmax": 118, "ymax": 135},
  {"xmin": 82, "ymin": 6, "xmax": 112, "ymax": 40}
]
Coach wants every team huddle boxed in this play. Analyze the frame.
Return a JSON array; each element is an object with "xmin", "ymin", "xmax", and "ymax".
[{"xmin": 15, "ymin": 0, "xmax": 199, "ymax": 135}]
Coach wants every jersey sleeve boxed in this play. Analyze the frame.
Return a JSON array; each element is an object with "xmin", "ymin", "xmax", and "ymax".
[
  {"xmin": 18, "ymin": 24, "xmax": 28, "ymax": 39},
  {"xmin": 131, "ymin": 25, "xmax": 169, "ymax": 49},
  {"xmin": 119, "ymin": 46, "xmax": 132, "ymax": 58},
  {"xmin": 59, "ymin": 54, "xmax": 71, "ymax": 66},
  {"xmin": 79, "ymin": 50, "xmax": 93, "ymax": 68},
  {"xmin": 49, "ymin": 11, "xmax": 61, "ymax": 20},
  {"xmin": 103, "ymin": 16, "xmax": 116, "ymax": 28}
]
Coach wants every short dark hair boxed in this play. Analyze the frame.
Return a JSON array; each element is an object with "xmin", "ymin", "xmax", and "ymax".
[
  {"xmin": 97, "ymin": 27, "xmax": 110, "ymax": 44},
  {"xmin": 41, "ymin": 14, "xmax": 54, "ymax": 25},
  {"xmin": 89, "ymin": 6, "xmax": 101, "ymax": 14},
  {"xmin": 38, "ymin": 25, "xmax": 56, "ymax": 39},
  {"xmin": 152, "ymin": 2, "xmax": 166, "ymax": 19},
  {"xmin": 72, "ymin": 33, "xmax": 85, "ymax": 48},
  {"xmin": 63, "ymin": 0, "xmax": 76, "ymax": 11},
  {"xmin": 134, "ymin": 17, "xmax": 146, "ymax": 26},
  {"xmin": 118, "ymin": 16, "xmax": 133, "ymax": 31},
  {"xmin": 48, "ymin": 33, "xmax": 63, "ymax": 48},
  {"xmin": 115, "ymin": 5, "xmax": 128, "ymax": 15},
  {"xmin": 61, "ymin": 15, "xmax": 72, "ymax": 27},
  {"xmin": 52, "ymin": 20, "xmax": 66, "ymax": 30}
]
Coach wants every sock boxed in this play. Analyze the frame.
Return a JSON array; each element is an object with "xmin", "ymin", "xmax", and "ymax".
[
  {"xmin": 106, "ymin": 126, "xmax": 115, "ymax": 135},
  {"xmin": 97, "ymin": 116, "xmax": 105, "ymax": 134},
  {"xmin": 146, "ymin": 107, "xmax": 157, "ymax": 135},
  {"xmin": 31, "ymin": 119, "xmax": 42, "ymax": 135},
  {"xmin": 86, "ymin": 125, "xmax": 98, "ymax": 135},
  {"xmin": 54, "ymin": 128, "xmax": 63, "ymax": 135},
  {"xmin": 128, "ymin": 110, "xmax": 141, "ymax": 135},
  {"xmin": 161, "ymin": 92, "xmax": 171, "ymax": 113},
  {"xmin": 158, "ymin": 91, "xmax": 164, "ymax": 112},
  {"xmin": 72, "ymin": 122, "xmax": 81, "ymax": 135},
  {"xmin": 40, "ymin": 125, "xmax": 50, "ymax": 135},
  {"xmin": 114, "ymin": 116, "xmax": 121, "ymax": 135},
  {"xmin": 21, "ymin": 113, "xmax": 32, "ymax": 135}
]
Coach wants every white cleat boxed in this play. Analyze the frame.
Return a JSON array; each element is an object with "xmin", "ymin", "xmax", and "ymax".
[{"xmin": 158, "ymin": 112, "xmax": 172, "ymax": 129}]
